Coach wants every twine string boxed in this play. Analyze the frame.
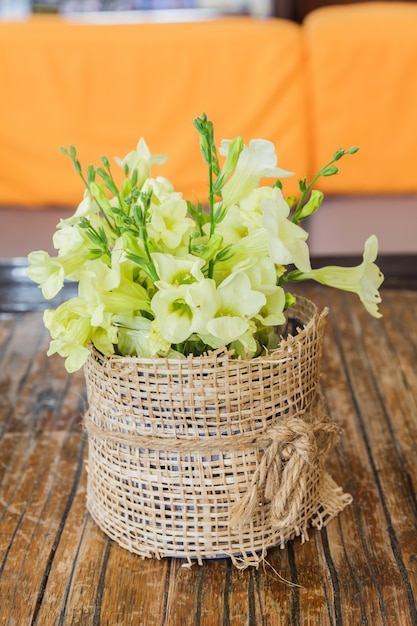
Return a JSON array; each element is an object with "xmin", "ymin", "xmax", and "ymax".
[
  {"xmin": 230, "ymin": 418, "xmax": 341, "ymax": 529},
  {"xmin": 84, "ymin": 406, "xmax": 341, "ymax": 531}
]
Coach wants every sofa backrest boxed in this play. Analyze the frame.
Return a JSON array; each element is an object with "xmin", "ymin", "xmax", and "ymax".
[
  {"xmin": 304, "ymin": 2, "xmax": 417, "ymax": 194},
  {"xmin": 1, "ymin": 4, "xmax": 417, "ymax": 210},
  {"xmin": 0, "ymin": 16, "xmax": 306, "ymax": 208}
]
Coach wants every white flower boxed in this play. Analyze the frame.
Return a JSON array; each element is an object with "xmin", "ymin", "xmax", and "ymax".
[
  {"xmin": 257, "ymin": 288, "xmax": 286, "ymax": 327},
  {"xmin": 261, "ymin": 187, "xmax": 311, "ymax": 272},
  {"xmin": 244, "ymin": 258, "xmax": 286, "ymax": 326},
  {"xmin": 206, "ymin": 272, "xmax": 266, "ymax": 344},
  {"xmin": 26, "ymin": 251, "xmax": 65, "ymax": 299},
  {"xmin": 291, "ymin": 235, "xmax": 384, "ymax": 318},
  {"xmin": 58, "ymin": 190, "xmax": 99, "ymax": 227},
  {"xmin": 151, "ymin": 280, "xmax": 217, "ymax": 344},
  {"xmin": 115, "ymin": 138, "xmax": 167, "ymax": 187},
  {"xmin": 149, "ymin": 195, "xmax": 194, "ymax": 252},
  {"xmin": 113, "ymin": 315, "xmax": 153, "ymax": 357},
  {"xmin": 152, "ymin": 253, "xmax": 205, "ymax": 286},
  {"xmin": 53, "ymin": 225, "xmax": 86, "ymax": 256},
  {"xmin": 219, "ymin": 139, "xmax": 293, "ymax": 208},
  {"xmin": 26, "ymin": 250, "xmax": 87, "ymax": 299},
  {"xmin": 25, "ymin": 117, "xmax": 381, "ymax": 371}
]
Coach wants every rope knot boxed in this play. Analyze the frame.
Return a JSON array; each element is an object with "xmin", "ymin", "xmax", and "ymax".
[{"xmin": 230, "ymin": 416, "xmax": 341, "ymax": 530}]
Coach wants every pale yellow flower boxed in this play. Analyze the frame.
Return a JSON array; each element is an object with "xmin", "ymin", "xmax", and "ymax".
[
  {"xmin": 78, "ymin": 258, "xmax": 151, "ymax": 315},
  {"xmin": 115, "ymin": 138, "xmax": 167, "ymax": 187},
  {"xmin": 113, "ymin": 315, "xmax": 153, "ymax": 357},
  {"xmin": 53, "ymin": 224, "xmax": 86, "ymax": 256},
  {"xmin": 58, "ymin": 190, "xmax": 100, "ymax": 227},
  {"xmin": 291, "ymin": 235, "xmax": 384, "ymax": 318},
  {"xmin": 25, "ymin": 119, "xmax": 382, "ymax": 371},
  {"xmin": 213, "ymin": 230, "xmax": 269, "ymax": 282},
  {"xmin": 206, "ymin": 272, "xmax": 266, "ymax": 344},
  {"xmin": 152, "ymin": 253, "xmax": 205, "ymax": 287},
  {"xmin": 256, "ymin": 288, "xmax": 286, "ymax": 327},
  {"xmin": 151, "ymin": 281, "xmax": 215, "ymax": 344},
  {"xmin": 44, "ymin": 304, "xmax": 117, "ymax": 373},
  {"xmin": 148, "ymin": 320, "xmax": 176, "ymax": 357},
  {"xmin": 26, "ymin": 250, "xmax": 87, "ymax": 299},
  {"xmin": 149, "ymin": 196, "xmax": 195, "ymax": 252},
  {"xmin": 219, "ymin": 139, "xmax": 293, "ymax": 209},
  {"xmin": 261, "ymin": 187, "xmax": 311, "ymax": 272}
]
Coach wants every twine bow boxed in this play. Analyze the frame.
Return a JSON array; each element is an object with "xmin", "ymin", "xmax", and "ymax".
[{"xmin": 230, "ymin": 417, "xmax": 341, "ymax": 529}]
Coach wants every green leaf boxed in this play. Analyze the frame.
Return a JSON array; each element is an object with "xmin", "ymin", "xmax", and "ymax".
[
  {"xmin": 186, "ymin": 200, "xmax": 198, "ymax": 219},
  {"xmin": 89, "ymin": 248, "xmax": 104, "ymax": 257},
  {"xmin": 98, "ymin": 226, "xmax": 107, "ymax": 241},
  {"xmin": 79, "ymin": 217, "xmax": 90, "ymax": 229},
  {"xmin": 85, "ymin": 230, "xmax": 102, "ymax": 246}
]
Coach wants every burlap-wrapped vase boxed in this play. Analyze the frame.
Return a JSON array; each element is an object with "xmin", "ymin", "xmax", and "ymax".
[{"xmin": 83, "ymin": 296, "xmax": 352, "ymax": 568}]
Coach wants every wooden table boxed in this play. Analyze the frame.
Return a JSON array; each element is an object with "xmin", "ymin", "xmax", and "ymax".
[{"xmin": 1, "ymin": 283, "xmax": 417, "ymax": 625}]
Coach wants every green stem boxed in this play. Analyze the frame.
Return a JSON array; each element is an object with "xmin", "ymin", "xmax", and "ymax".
[
  {"xmin": 193, "ymin": 114, "xmax": 220, "ymax": 279},
  {"xmin": 292, "ymin": 156, "xmax": 337, "ymax": 224},
  {"xmin": 136, "ymin": 194, "xmax": 159, "ymax": 282},
  {"xmin": 139, "ymin": 224, "xmax": 158, "ymax": 282},
  {"xmin": 207, "ymin": 156, "xmax": 216, "ymax": 279},
  {"xmin": 66, "ymin": 151, "xmax": 117, "ymax": 234},
  {"xmin": 101, "ymin": 160, "xmax": 127, "ymax": 215}
]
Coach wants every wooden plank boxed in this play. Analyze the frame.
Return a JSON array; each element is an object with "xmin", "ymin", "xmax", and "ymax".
[
  {"xmin": 97, "ymin": 544, "xmax": 172, "ymax": 626},
  {"xmin": 1, "ymin": 286, "xmax": 417, "ymax": 624},
  {"xmin": 0, "ymin": 312, "xmax": 49, "ymax": 434},
  {"xmin": 323, "ymin": 288, "xmax": 417, "ymax": 625},
  {"xmin": 287, "ymin": 286, "xmax": 417, "ymax": 625},
  {"xmin": 0, "ymin": 432, "xmax": 86, "ymax": 624},
  {"xmin": 37, "ymin": 515, "xmax": 112, "ymax": 625},
  {"xmin": 0, "ymin": 312, "xmax": 86, "ymax": 436}
]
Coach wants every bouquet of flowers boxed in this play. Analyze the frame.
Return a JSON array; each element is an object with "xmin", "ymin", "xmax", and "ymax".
[{"xmin": 26, "ymin": 114, "xmax": 383, "ymax": 373}]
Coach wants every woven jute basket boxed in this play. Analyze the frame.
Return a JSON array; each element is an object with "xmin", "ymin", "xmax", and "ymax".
[{"xmin": 84, "ymin": 296, "xmax": 352, "ymax": 568}]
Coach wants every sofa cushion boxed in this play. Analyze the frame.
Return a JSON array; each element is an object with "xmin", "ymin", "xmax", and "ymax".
[
  {"xmin": 0, "ymin": 15, "xmax": 306, "ymax": 208},
  {"xmin": 304, "ymin": 3, "xmax": 417, "ymax": 194}
]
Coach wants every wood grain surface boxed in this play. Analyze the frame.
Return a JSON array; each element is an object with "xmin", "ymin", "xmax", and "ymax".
[{"xmin": 1, "ymin": 285, "xmax": 417, "ymax": 625}]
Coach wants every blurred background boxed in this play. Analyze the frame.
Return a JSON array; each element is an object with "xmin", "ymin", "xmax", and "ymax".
[
  {"xmin": 9, "ymin": 0, "xmax": 413, "ymax": 21},
  {"xmin": 3, "ymin": 1, "xmax": 275, "ymax": 18},
  {"xmin": 1, "ymin": 0, "xmax": 416, "ymax": 266}
]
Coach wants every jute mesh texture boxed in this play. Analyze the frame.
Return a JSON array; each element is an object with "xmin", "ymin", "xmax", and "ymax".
[{"xmin": 84, "ymin": 296, "xmax": 352, "ymax": 568}]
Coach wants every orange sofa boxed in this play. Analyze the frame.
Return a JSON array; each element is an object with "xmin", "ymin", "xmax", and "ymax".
[{"xmin": 1, "ymin": 3, "xmax": 416, "ymax": 256}]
